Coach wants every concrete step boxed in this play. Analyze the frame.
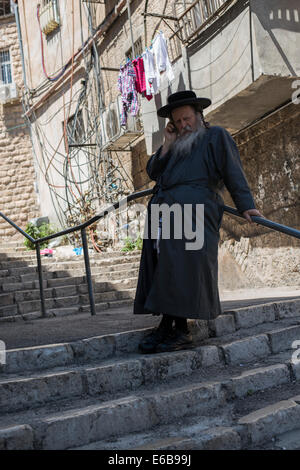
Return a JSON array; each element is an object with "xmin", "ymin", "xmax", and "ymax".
[
  {"xmin": 0, "ymin": 380, "xmax": 227, "ymax": 449},
  {"xmin": 0, "ymin": 341, "xmax": 296, "ymax": 415},
  {"xmin": 73, "ymin": 388, "xmax": 300, "ymax": 450},
  {"xmin": 1, "ymin": 298, "xmax": 300, "ymax": 374},
  {"xmin": 80, "ymin": 287, "xmax": 136, "ymax": 305},
  {"xmin": 236, "ymin": 393, "xmax": 300, "ymax": 449},
  {"xmin": 0, "ymin": 299, "xmax": 299, "ymax": 449},
  {"xmin": 1, "ymin": 279, "xmax": 138, "ymax": 304},
  {"xmin": 0, "ymin": 254, "xmax": 36, "ymax": 261},
  {"xmin": 0, "ymin": 282, "xmax": 137, "ymax": 320},
  {"xmin": 257, "ymin": 428, "xmax": 300, "ymax": 450},
  {"xmin": 73, "ymin": 420, "xmax": 242, "ymax": 450},
  {"xmin": 0, "ymin": 299, "xmax": 135, "ymax": 323},
  {"xmin": 0, "ymin": 253, "xmax": 141, "ymax": 271},
  {"xmin": 0, "ymin": 269, "xmax": 139, "ymax": 294},
  {"xmin": 0, "ymin": 249, "xmax": 139, "ymax": 261},
  {"xmin": 0, "ymin": 262, "xmax": 139, "ymax": 286},
  {"xmin": 0, "ymin": 304, "xmax": 18, "ymax": 317},
  {"xmin": 0, "ymin": 353, "xmax": 300, "ymax": 450}
]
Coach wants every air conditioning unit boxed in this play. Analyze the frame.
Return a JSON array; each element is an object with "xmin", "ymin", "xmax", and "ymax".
[
  {"xmin": 0, "ymin": 83, "xmax": 19, "ymax": 104},
  {"xmin": 39, "ymin": 0, "xmax": 60, "ymax": 36},
  {"xmin": 100, "ymin": 95, "xmax": 142, "ymax": 150}
]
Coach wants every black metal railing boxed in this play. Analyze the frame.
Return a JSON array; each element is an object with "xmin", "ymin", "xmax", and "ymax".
[{"xmin": 1, "ymin": 188, "xmax": 300, "ymax": 318}]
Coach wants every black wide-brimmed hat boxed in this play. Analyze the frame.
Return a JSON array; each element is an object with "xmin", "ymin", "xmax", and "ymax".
[{"xmin": 157, "ymin": 90, "xmax": 211, "ymax": 118}]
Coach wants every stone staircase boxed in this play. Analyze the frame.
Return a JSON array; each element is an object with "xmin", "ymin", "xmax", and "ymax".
[
  {"xmin": 1, "ymin": 296, "xmax": 300, "ymax": 450},
  {"xmin": 0, "ymin": 241, "xmax": 140, "ymax": 322}
]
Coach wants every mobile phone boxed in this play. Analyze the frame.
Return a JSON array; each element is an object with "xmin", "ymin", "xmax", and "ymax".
[{"xmin": 168, "ymin": 119, "xmax": 178, "ymax": 134}]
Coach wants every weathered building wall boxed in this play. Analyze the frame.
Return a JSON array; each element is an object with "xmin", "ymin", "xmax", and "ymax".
[
  {"xmin": 98, "ymin": 0, "xmax": 182, "ymax": 106},
  {"xmin": 0, "ymin": 11, "xmax": 39, "ymax": 238},
  {"xmin": 13, "ymin": 0, "xmax": 299, "ymax": 289},
  {"xmin": 218, "ymin": 101, "xmax": 300, "ymax": 287}
]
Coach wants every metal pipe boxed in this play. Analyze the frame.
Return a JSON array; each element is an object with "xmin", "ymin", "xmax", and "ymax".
[
  {"xmin": 36, "ymin": 242, "xmax": 46, "ymax": 318},
  {"xmin": 13, "ymin": 2, "xmax": 28, "ymax": 90},
  {"xmin": 81, "ymin": 228, "xmax": 96, "ymax": 316},
  {"xmin": 33, "ymin": 186, "xmax": 300, "ymax": 244},
  {"xmin": 127, "ymin": 0, "xmax": 135, "ymax": 58},
  {"xmin": 35, "ymin": 189, "xmax": 154, "ymax": 243},
  {"xmin": 142, "ymin": 12, "xmax": 178, "ymax": 21},
  {"xmin": 223, "ymin": 205, "xmax": 300, "ymax": 240}
]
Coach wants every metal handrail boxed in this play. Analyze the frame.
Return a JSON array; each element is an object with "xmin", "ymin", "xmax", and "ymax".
[{"xmin": 0, "ymin": 189, "xmax": 299, "ymax": 319}]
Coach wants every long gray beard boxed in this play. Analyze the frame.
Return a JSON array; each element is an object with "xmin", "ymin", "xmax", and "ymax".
[{"xmin": 171, "ymin": 125, "xmax": 207, "ymax": 159}]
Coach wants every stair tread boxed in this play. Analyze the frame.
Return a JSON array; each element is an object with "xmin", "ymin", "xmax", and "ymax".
[{"xmin": 0, "ymin": 359, "xmax": 300, "ymax": 449}]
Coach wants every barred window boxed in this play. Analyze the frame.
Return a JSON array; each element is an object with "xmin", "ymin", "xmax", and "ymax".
[
  {"xmin": 125, "ymin": 37, "xmax": 143, "ymax": 60},
  {"xmin": 42, "ymin": 0, "xmax": 59, "ymax": 11},
  {"xmin": 0, "ymin": 1, "xmax": 11, "ymax": 17},
  {"xmin": 0, "ymin": 50, "xmax": 12, "ymax": 84},
  {"xmin": 66, "ymin": 110, "xmax": 85, "ymax": 147}
]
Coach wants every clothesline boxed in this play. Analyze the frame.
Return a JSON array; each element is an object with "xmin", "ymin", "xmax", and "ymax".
[
  {"xmin": 119, "ymin": 29, "xmax": 164, "ymax": 68},
  {"xmin": 117, "ymin": 31, "xmax": 175, "ymax": 126}
]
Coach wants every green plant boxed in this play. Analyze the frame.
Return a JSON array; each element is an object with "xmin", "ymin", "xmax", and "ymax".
[
  {"xmin": 135, "ymin": 234, "xmax": 143, "ymax": 250},
  {"xmin": 24, "ymin": 222, "xmax": 57, "ymax": 251},
  {"xmin": 121, "ymin": 234, "xmax": 143, "ymax": 252}
]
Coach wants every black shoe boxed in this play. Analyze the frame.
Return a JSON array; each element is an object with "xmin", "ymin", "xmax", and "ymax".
[
  {"xmin": 139, "ymin": 324, "xmax": 174, "ymax": 354},
  {"xmin": 155, "ymin": 328, "xmax": 193, "ymax": 353}
]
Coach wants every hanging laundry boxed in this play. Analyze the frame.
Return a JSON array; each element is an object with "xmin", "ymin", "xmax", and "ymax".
[
  {"xmin": 117, "ymin": 61, "xmax": 139, "ymax": 126},
  {"xmin": 152, "ymin": 31, "xmax": 175, "ymax": 88},
  {"xmin": 142, "ymin": 48, "xmax": 159, "ymax": 96},
  {"xmin": 132, "ymin": 56, "xmax": 153, "ymax": 101}
]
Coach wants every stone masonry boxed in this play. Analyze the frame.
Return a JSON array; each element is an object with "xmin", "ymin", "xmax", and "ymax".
[{"xmin": 0, "ymin": 11, "xmax": 39, "ymax": 239}]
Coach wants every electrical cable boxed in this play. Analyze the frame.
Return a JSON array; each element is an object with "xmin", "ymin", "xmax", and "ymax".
[{"xmin": 21, "ymin": 1, "xmax": 135, "ymax": 250}]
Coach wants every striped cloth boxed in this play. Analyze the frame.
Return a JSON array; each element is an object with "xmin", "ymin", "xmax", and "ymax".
[{"xmin": 118, "ymin": 62, "xmax": 139, "ymax": 126}]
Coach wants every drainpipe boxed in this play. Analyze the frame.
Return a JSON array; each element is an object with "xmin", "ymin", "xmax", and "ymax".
[
  {"xmin": 12, "ymin": 0, "xmax": 28, "ymax": 91},
  {"xmin": 182, "ymin": 45, "xmax": 192, "ymax": 89},
  {"xmin": 249, "ymin": 0, "xmax": 255, "ymax": 82},
  {"xmin": 12, "ymin": 0, "xmax": 40, "ymax": 203},
  {"xmin": 127, "ymin": 0, "xmax": 135, "ymax": 58}
]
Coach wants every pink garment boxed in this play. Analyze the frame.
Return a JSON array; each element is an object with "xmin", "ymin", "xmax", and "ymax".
[
  {"xmin": 40, "ymin": 248, "xmax": 53, "ymax": 256},
  {"xmin": 132, "ymin": 57, "xmax": 153, "ymax": 101}
]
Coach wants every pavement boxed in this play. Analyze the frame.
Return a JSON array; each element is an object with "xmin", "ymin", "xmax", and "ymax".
[{"xmin": 1, "ymin": 286, "xmax": 300, "ymax": 350}]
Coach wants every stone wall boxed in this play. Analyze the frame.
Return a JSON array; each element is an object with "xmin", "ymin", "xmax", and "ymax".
[
  {"xmin": 218, "ymin": 102, "xmax": 300, "ymax": 287},
  {"xmin": 0, "ymin": 14, "xmax": 39, "ymax": 239}
]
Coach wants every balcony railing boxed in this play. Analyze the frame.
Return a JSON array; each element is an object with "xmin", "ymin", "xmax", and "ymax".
[{"xmin": 176, "ymin": 0, "xmax": 235, "ymax": 44}]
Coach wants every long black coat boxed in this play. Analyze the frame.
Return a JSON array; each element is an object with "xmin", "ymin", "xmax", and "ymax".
[{"xmin": 133, "ymin": 125, "xmax": 256, "ymax": 320}]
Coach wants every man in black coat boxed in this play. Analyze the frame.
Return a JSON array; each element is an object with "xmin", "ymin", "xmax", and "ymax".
[{"xmin": 134, "ymin": 91, "xmax": 263, "ymax": 354}]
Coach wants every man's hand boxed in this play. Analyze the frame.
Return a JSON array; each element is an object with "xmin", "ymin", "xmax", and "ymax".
[
  {"xmin": 161, "ymin": 121, "xmax": 178, "ymax": 156},
  {"xmin": 242, "ymin": 208, "xmax": 264, "ymax": 224}
]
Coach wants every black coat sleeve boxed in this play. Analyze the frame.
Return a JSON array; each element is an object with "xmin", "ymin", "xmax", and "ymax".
[
  {"xmin": 210, "ymin": 127, "xmax": 256, "ymax": 213},
  {"xmin": 146, "ymin": 146, "xmax": 171, "ymax": 181}
]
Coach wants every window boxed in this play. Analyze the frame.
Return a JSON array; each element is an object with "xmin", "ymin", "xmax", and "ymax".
[
  {"xmin": 0, "ymin": 1, "xmax": 11, "ymax": 17},
  {"xmin": 40, "ymin": 0, "xmax": 60, "ymax": 35},
  {"xmin": 125, "ymin": 38, "xmax": 143, "ymax": 60},
  {"xmin": 66, "ymin": 110, "xmax": 85, "ymax": 148},
  {"xmin": 0, "ymin": 50, "xmax": 12, "ymax": 84}
]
